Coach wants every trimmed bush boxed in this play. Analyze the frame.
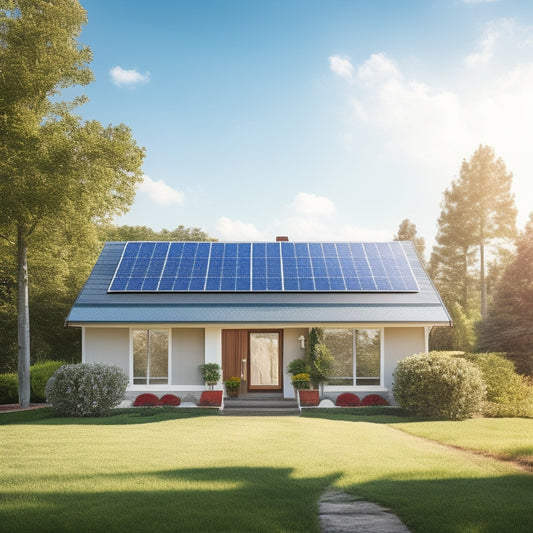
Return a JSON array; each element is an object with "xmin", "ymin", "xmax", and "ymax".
[
  {"xmin": 30, "ymin": 361, "xmax": 66, "ymax": 402},
  {"xmin": 133, "ymin": 393, "xmax": 160, "ymax": 407},
  {"xmin": 160, "ymin": 394, "xmax": 181, "ymax": 406},
  {"xmin": 393, "ymin": 352, "xmax": 486, "ymax": 420},
  {"xmin": 335, "ymin": 392, "xmax": 361, "ymax": 407},
  {"xmin": 455, "ymin": 352, "xmax": 533, "ymax": 417},
  {"xmin": 287, "ymin": 359, "xmax": 308, "ymax": 376},
  {"xmin": 0, "ymin": 373, "xmax": 18, "ymax": 404},
  {"xmin": 360, "ymin": 394, "xmax": 389, "ymax": 406},
  {"xmin": 45, "ymin": 363, "xmax": 128, "ymax": 416}
]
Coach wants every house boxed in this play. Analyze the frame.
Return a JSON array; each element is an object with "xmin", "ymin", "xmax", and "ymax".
[{"xmin": 66, "ymin": 238, "xmax": 451, "ymax": 403}]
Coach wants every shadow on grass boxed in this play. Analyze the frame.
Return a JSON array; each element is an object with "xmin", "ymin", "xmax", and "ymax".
[
  {"xmin": 0, "ymin": 466, "xmax": 340, "ymax": 533},
  {"xmin": 0, "ymin": 407, "xmax": 219, "ymax": 426},
  {"xmin": 346, "ymin": 473, "xmax": 533, "ymax": 533}
]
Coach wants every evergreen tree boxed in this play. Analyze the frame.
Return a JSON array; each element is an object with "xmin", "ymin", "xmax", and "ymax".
[
  {"xmin": 430, "ymin": 145, "xmax": 516, "ymax": 324},
  {"xmin": 477, "ymin": 214, "xmax": 533, "ymax": 372},
  {"xmin": 393, "ymin": 219, "xmax": 426, "ymax": 264}
]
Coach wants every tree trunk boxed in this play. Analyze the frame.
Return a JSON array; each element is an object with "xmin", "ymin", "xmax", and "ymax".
[
  {"xmin": 480, "ymin": 240, "xmax": 487, "ymax": 319},
  {"xmin": 17, "ymin": 226, "xmax": 31, "ymax": 408}
]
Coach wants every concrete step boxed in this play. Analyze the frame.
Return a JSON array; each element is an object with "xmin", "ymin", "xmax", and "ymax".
[{"xmin": 222, "ymin": 397, "xmax": 299, "ymax": 416}]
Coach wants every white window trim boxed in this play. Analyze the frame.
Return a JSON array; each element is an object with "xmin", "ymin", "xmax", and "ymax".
[{"xmin": 129, "ymin": 328, "xmax": 172, "ymax": 387}]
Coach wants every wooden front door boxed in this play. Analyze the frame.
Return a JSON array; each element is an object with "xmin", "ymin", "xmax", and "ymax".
[
  {"xmin": 222, "ymin": 330, "xmax": 248, "ymax": 393},
  {"xmin": 222, "ymin": 329, "xmax": 283, "ymax": 392}
]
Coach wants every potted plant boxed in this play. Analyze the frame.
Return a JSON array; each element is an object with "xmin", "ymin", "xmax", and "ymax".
[
  {"xmin": 292, "ymin": 372, "xmax": 319, "ymax": 407},
  {"xmin": 225, "ymin": 376, "xmax": 241, "ymax": 398},
  {"xmin": 199, "ymin": 363, "xmax": 221, "ymax": 390},
  {"xmin": 291, "ymin": 372, "xmax": 311, "ymax": 390}
]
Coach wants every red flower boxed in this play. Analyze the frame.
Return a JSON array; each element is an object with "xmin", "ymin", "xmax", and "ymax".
[
  {"xmin": 133, "ymin": 393, "xmax": 160, "ymax": 407},
  {"xmin": 335, "ymin": 392, "xmax": 361, "ymax": 407},
  {"xmin": 160, "ymin": 394, "xmax": 181, "ymax": 406},
  {"xmin": 360, "ymin": 394, "xmax": 389, "ymax": 406},
  {"xmin": 199, "ymin": 390, "xmax": 223, "ymax": 407}
]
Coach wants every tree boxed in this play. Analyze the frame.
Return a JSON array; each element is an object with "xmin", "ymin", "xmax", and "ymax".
[
  {"xmin": 430, "ymin": 146, "xmax": 516, "ymax": 321},
  {"xmin": 101, "ymin": 224, "xmax": 215, "ymax": 242},
  {"xmin": 393, "ymin": 219, "xmax": 426, "ymax": 264},
  {"xmin": 0, "ymin": 1, "xmax": 145, "ymax": 406},
  {"xmin": 477, "ymin": 214, "xmax": 533, "ymax": 370}
]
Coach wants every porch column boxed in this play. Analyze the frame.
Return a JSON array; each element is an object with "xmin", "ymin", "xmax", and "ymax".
[{"xmin": 204, "ymin": 327, "xmax": 223, "ymax": 390}]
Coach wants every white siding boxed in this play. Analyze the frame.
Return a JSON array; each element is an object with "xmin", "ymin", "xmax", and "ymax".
[
  {"xmin": 383, "ymin": 327, "xmax": 425, "ymax": 389},
  {"xmin": 84, "ymin": 328, "xmax": 129, "ymax": 373},
  {"xmin": 171, "ymin": 328, "xmax": 205, "ymax": 385}
]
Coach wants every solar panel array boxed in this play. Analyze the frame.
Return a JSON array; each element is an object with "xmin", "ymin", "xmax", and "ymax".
[{"xmin": 108, "ymin": 241, "xmax": 419, "ymax": 293}]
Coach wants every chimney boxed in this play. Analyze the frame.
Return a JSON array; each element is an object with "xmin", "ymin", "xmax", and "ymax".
[{"xmin": 276, "ymin": 236, "xmax": 289, "ymax": 242}]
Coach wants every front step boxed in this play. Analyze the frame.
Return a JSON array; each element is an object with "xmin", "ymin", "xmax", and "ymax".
[{"xmin": 222, "ymin": 397, "xmax": 300, "ymax": 416}]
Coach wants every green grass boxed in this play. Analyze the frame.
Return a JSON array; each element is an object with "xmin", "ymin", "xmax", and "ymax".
[{"xmin": 1, "ymin": 410, "xmax": 532, "ymax": 533}]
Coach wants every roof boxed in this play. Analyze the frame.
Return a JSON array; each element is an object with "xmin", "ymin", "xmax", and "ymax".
[{"xmin": 66, "ymin": 241, "xmax": 452, "ymax": 326}]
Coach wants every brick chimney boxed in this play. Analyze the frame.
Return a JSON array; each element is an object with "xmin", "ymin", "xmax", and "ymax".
[{"xmin": 276, "ymin": 236, "xmax": 289, "ymax": 242}]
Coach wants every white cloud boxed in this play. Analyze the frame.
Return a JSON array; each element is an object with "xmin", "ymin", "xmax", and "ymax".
[
  {"xmin": 465, "ymin": 28, "xmax": 499, "ymax": 67},
  {"xmin": 328, "ymin": 55, "xmax": 354, "ymax": 80},
  {"xmin": 357, "ymin": 53, "xmax": 400, "ymax": 84},
  {"xmin": 291, "ymin": 192, "xmax": 336, "ymax": 217},
  {"xmin": 138, "ymin": 175, "xmax": 184, "ymax": 205},
  {"xmin": 110, "ymin": 66, "xmax": 150, "ymax": 86},
  {"xmin": 215, "ymin": 217, "xmax": 266, "ymax": 240}
]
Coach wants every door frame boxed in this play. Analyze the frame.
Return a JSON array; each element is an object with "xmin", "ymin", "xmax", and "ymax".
[{"xmin": 247, "ymin": 329, "xmax": 283, "ymax": 392}]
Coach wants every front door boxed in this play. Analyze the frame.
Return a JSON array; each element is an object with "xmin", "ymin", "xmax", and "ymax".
[{"xmin": 248, "ymin": 330, "xmax": 283, "ymax": 391}]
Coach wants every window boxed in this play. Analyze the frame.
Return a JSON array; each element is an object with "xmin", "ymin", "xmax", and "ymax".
[
  {"xmin": 132, "ymin": 329, "xmax": 169, "ymax": 385},
  {"xmin": 323, "ymin": 328, "xmax": 382, "ymax": 386}
]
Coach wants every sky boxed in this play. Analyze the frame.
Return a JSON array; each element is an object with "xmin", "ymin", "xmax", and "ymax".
[{"xmin": 75, "ymin": 0, "xmax": 533, "ymax": 253}]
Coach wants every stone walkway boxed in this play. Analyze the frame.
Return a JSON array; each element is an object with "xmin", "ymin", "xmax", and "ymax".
[{"xmin": 319, "ymin": 489, "xmax": 411, "ymax": 533}]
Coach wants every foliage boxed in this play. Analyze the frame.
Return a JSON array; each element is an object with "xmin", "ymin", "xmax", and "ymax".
[
  {"xmin": 306, "ymin": 329, "xmax": 333, "ymax": 389},
  {"xmin": 429, "ymin": 145, "xmax": 517, "ymax": 343},
  {"xmin": 335, "ymin": 392, "xmax": 361, "ymax": 407},
  {"xmin": 286, "ymin": 358, "xmax": 308, "ymax": 376},
  {"xmin": 429, "ymin": 301, "xmax": 479, "ymax": 352},
  {"xmin": 224, "ymin": 376, "xmax": 241, "ymax": 392},
  {"xmin": 101, "ymin": 224, "xmax": 215, "ymax": 242},
  {"xmin": 454, "ymin": 352, "xmax": 533, "ymax": 417},
  {"xmin": 159, "ymin": 394, "xmax": 181, "ymax": 406},
  {"xmin": 393, "ymin": 352, "xmax": 486, "ymax": 420},
  {"xmin": 360, "ymin": 394, "xmax": 389, "ymax": 406},
  {"xmin": 199, "ymin": 363, "xmax": 221, "ymax": 385},
  {"xmin": 45, "ymin": 363, "xmax": 128, "ymax": 416},
  {"xmin": 198, "ymin": 390, "xmax": 223, "ymax": 407},
  {"xmin": 133, "ymin": 393, "xmax": 160, "ymax": 407},
  {"xmin": 393, "ymin": 218, "xmax": 426, "ymax": 264},
  {"xmin": 291, "ymin": 373, "xmax": 310, "ymax": 390},
  {"xmin": 0, "ymin": 372, "xmax": 18, "ymax": 404},
  {"xmin": 477, "ymin": 214, "xmax": 533, "ymax": 365},
  {"xmin": 0, "ymin": 0, "xmax": 145, "ymax": 406},
  {"xmin": 30, "ymin": 360, "xmax": 66, "ymax": 402}
]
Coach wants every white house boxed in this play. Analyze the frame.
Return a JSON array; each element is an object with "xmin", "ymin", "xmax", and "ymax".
[{"xmin": 66, "ymin": 239, "xmax": 451, "ymax": 403}]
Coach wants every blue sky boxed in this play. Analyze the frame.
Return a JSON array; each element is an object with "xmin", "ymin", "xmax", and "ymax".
[{"xmin": 76, "ymin": 0, "xmax": 533, "ymax": 253}]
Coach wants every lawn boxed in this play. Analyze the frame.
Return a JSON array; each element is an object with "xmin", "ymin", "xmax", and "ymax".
[{"xmin": 1, "ymin": 409, "xmax": 532, "ymax": 533}]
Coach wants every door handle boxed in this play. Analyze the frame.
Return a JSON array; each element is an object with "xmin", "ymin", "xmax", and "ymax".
[{"xmin": 241, "ymin": 358, "xmax": 247, "ymax": 380}]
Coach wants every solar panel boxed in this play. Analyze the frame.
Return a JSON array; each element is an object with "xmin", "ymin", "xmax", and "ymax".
[{"xmin": 108, "ymin": 241, "xmax": 419, "ymax": 293}]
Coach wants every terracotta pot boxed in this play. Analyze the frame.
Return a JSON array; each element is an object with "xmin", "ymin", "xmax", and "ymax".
[{"xmin": 298, "ymin": 389, "xmax": 320, "ymax": 407}]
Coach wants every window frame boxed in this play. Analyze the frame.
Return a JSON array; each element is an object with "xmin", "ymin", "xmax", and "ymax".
[
  {"xmin": 323, "ymin": 328, "xmax": 384, "ymax": 389},
  {"xmin": 129, "ymin": 328, "xmax": 172, "ymax": 387}
]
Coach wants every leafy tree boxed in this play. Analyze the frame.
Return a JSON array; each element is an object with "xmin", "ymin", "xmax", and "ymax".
[
  {"xmin": 477, "ymin": 214, "xmax": 533, "ymax": 371},
  {"xmin": 0, "ymin": 1, "xmax": 144, "ymax": 406},
  {"xmin": 101, "ymin": 224, "xmax": 215, "ymax": 242},
  {"xmin": 393, "ymin": 218, "xmax": 426, "ymax": 264},
  {"xmin": 430, "ymin": 146, "xmax": 516, "ymax": 320}
]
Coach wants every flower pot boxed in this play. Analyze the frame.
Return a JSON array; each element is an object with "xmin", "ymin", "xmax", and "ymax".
[
  {"xmin": 298, "ymin": 389, "xmax": 320, "ymax": 407},
  {"xmin": 227, "ymin": 389, "xmax": 239, "ymax": 398}
]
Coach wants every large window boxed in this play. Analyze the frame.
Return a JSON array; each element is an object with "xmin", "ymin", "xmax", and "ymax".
[
  {"xmin": 132, "ymin": 329, "xmax": 169, "ymax": 385},
  {"xmin": 323, "ymin": 328, "xmax": 382, "ymax": 386}
]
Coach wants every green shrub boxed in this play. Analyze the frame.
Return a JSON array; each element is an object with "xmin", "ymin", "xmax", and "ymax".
[
  {"xmin": 286, "ymin": 358, "xmax": 308, "ymax": 375},
  {"xmin": 45, "ymin": 363, "xmax": 128, "ymax": 416},
  {"xmin": 393, "ymin": 352, "xmax": 486, "ymax": 420},
  {"xmin": 454, "ymin": 352, "xmax": 531, "ymax": 417},
  {"xmin": 30, "ymin": 361, "xmax": 66, "ymax": 402},
  {"xmin": 0, "ymin": 373, "xmax": 18, "ymax": 404}
]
